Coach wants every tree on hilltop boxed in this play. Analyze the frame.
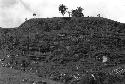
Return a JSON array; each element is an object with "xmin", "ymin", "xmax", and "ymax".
[
  {"xmin": 72, "ymin": 6, "xmax": 84, "ymax": 17},
  {"xmin": 59, "ymin": 4, "xmax": 68, "ymax": 16}
]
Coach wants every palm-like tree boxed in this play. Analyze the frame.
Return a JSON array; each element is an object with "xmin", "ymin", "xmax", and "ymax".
[{"xmin": 59, "ymin": 4, "xmax": 68, "ymax": 16}]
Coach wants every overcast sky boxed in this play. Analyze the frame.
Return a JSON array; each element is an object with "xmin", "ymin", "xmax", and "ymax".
[{"xmin": 0, "ymin": 0, "xmax": 125, "ymax": 28}]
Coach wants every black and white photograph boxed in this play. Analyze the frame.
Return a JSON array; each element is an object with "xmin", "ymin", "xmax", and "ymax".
[{"xmin": 0, "ymin": 0, "xmax": 125, "ymax": 84}]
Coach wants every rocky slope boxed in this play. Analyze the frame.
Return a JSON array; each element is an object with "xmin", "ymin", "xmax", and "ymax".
[{"xmin": 0, "ymin": 17, "xmax": 125, "ymax": 84}]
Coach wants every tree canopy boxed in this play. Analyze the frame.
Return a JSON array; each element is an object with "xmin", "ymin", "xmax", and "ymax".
[
  {"xmin": 72, "ymin": 7, "xmax": 84, "ymax": 17},
  {"xmin": 59, "ymin": 4, "xmax": 68, "ymax": 16}
]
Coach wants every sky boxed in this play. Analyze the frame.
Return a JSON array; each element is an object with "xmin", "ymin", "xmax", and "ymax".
[{"xmin": 0, "ymin": 0, "xmax": 125, "ymax": 28}]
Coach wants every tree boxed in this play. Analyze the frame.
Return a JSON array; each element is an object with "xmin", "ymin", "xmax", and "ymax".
[
  {"xmin": 71, "ymin": 7, "xmax": 84, "ymax": 17},
  {"xmin": 59, "ymin": 4, "xmax": 68, "ymax": 16},
  {"xmin": 77, "ymin": 7, "xmax": 83, "ymax": 13},
  {"xmin": 67, "ymin": 11, "xmax": 72, "ymax": 17},
  {"xmin": 25, "ymin": 18, "xmax": 27, "ymax": 21},
  {"xmin": 97, "ymin": 14, "xmax": 100, "ymax": 17},
  {"xmin": 33, "ymin": 13, "xmax": 36, "ymax": 16}
]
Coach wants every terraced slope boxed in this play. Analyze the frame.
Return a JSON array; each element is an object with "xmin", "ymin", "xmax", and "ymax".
[{"xmin": 0, "ymin": 17, "xmax": 125, "ymax": 84}]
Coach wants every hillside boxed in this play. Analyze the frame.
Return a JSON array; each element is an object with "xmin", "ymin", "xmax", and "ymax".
[{"xmin": 0, "ymin": 17, "xmax": 125, "ymax": 84}]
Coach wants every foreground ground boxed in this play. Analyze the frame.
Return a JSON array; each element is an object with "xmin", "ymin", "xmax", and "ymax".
[{"xmin": 0, "ymin": 61, "xmax": 63, "ymax": 84}]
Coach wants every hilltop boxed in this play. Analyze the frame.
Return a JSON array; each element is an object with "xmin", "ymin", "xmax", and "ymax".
[{"xmin": 0, "ymin": 17, "xmax": 125, "ymax": 84}]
